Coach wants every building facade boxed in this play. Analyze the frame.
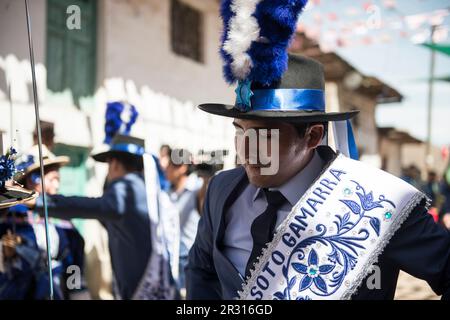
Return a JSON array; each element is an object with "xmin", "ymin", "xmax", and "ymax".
[
  {"xmin": 0, "ymin": 0, "xmax": 235, "ymax": 196},
  {"xmin": 290, "ymin": 32, "xmax": 403, "ymax": 168}
]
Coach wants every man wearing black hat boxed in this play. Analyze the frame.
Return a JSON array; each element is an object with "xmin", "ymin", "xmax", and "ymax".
[
  {"xmin": 27, "ymin": 135, "xmax": 179, "ymax": 300},
  {"xmin": 186, "ymin": 0, "xmax": 450, "ymax": 300}
]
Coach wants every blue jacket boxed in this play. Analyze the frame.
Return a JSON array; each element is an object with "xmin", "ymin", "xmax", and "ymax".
[
  {"xmin": 0, "ymin": 221, "xmax": 41, "ymax": 299},
  {"xmin": 36, "ymin": 173, "xmax": 152, "ymax": 299},
  {"xmin": 186, "ymin": 159, "xmax": 450, "ymax": 300},
  {"xmin": 0, "ymin": 219, "xmax": 71, "ymax": 300}
]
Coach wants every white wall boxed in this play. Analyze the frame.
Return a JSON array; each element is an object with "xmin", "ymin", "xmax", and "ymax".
[
  {"xmin": 337, "ymin": 84, "xmax": 379, "ymax": 156},
  {"xmin": 0, "ymin": 0, "xmax": 92, "ymax": 149},
  {"xmin": 101, "ymin": 0, "xmax": 232, "ymax": 104},
  {"xmin": 0, "ymin": 0, "xmax": 46, "ymax": 66},
  {"xmin": 379, "ymin": 138, "xmax": 402, "ymax": 176},
  {"xmin": 94, "ymin": 0, "xmax": 235, "ymax": 154}
]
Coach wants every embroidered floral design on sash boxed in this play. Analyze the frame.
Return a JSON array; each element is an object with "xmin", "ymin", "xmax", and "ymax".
[{"xmin": 274, "ymin": 181, "xmax": 395, "ymax": 300}]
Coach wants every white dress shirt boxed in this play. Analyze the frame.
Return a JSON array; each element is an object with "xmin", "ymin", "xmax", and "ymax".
[{"xmin": 222, "ymin": 150, "xmax": 325, "ymax": 277}]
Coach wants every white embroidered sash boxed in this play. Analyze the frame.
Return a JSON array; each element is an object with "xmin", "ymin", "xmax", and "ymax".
[{"xmin": 239, "ymin": 154, "xmax": 427, "ymax": 300}]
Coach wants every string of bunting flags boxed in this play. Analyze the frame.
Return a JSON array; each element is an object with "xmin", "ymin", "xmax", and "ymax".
[{"xmin": 295, "ymin": 0, "xmax": 449, "ymax": 51}]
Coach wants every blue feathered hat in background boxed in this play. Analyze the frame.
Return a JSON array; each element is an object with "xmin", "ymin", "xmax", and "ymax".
[
  {"xmin": 0, "ymin": 147, "xmax": 36, "ymax": 210},
  {"xmin": 198, "ymin": 0, "xmax": 360, "ymax": 159},
  {"xmin": 95, "ymin": 102, "xmax": 169, "ymax": 191},
  {"xmin": 91, "ymin": 101, "xmax": 143, "ymax": 162},
  {"xmin": 104, "ymin": 101, "xmax": 139, "ymax": 144}
]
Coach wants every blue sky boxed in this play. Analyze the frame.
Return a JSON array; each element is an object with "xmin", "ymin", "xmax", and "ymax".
[{"xmin": 301, "ymin": 0, "xmax": 450, "ymax": 147}]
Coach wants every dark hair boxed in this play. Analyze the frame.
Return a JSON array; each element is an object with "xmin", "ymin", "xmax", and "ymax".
[
  {"xmin": 169, "ymin": 149, "xmax": 194, "ymax": 176},
  {"xmin": 160, "ymin": 144, "xmax": 172, "ymax": 155},
  {"xmin": 110, "ymin": 153, "xmax": 144, "ymax": 172},
  {"xmin": 295, "ymin": 122, "xmax": 328, "ymax": 139}
]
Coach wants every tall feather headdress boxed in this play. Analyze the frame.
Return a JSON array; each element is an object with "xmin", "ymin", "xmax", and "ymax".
[
  {"xmin": 199, "ymin": 0, "xmax": 360, "ymax": 161},
  {"xmin": 104, "ymin": 101, "xmax": 139, "ymax": 144},
  {"xmin": 220, "ymin": 0, "xmax": 308, "ymax": 86}
]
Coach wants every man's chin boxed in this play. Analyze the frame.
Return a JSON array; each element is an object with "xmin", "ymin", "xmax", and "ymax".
[{"xmin": 245, "ymin": 164, "xmax": 276, "ymax": 188}]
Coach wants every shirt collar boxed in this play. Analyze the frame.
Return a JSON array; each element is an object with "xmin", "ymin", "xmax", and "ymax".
[{"xmin": 252, "ymin": 150, "xmax": 325, "ymax": 207}]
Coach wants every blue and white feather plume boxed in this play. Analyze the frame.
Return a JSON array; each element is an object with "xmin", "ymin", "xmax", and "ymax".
[
  {"xmin": 104, "ymin": 101, "xmax": 139, "ymax": 144},
  {"xmin": 220, "ymin": 0, "xmax": 308, "ymax": 86}
]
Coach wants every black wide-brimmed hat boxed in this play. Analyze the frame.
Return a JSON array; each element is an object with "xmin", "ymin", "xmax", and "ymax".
[
  {"xmin": 0, "ymin": 185, "xmax": 36, "ymax": 210},
  {"xmin": 199, "ymin": 54, "xmax": 358, "ymax": 123},
  {"xmin": 92, "ymin": 134, "xmax": 145, "ymax": 163}
]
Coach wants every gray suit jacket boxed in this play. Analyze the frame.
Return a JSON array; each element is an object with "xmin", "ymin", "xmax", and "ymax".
[
  {"xmin": 186, "ymin": 166, "xmax": 248, "ymax": 300},
  {"xmin": 186, "ymin": 152, "xmax": 450, "ymax": 300}
]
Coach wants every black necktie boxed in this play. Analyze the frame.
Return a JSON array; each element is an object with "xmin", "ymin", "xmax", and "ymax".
[{"xmin": 245, "ymin": 189, "xmax": 288, "ymax": 278}]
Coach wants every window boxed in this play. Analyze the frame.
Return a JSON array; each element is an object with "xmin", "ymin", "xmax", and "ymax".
[
  {"xmin": 170, "ymin": 0, "xmax": 204, "ymax": 63},
  {"xmin": 46, "ymin": 0, "xmax": 97, "ymax": 105}
]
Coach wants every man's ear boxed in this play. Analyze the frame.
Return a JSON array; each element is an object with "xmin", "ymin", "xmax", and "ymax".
[{"xmin": 307, "ymin": 124, "xmax": 325, "ymax": 149}]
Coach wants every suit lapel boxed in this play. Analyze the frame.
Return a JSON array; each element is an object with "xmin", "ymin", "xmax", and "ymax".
[{"xmin": 213, "ymin": 166, "xmax": 248, "ymax": 289}]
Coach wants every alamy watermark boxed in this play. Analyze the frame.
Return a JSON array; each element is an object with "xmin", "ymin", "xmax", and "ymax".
[
  {"xmin": 66, "ymin": 5, "xmax": 81, "ymax": 30},
  {"xmin": 66, "ymin": 264, "xmax": 81, "ymax": 290},
  {"xmin": 170, "ymin": 128, "xmax": 281, "ymax": 176},
  {"xmin": 235, "ymin": 128, "xmax": 280, "ymax": 175}
]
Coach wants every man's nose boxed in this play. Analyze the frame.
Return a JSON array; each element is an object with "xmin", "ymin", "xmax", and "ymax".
[{"xmin": 237, "ymin": 135, "xmax": 260, "ymax": 164}]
